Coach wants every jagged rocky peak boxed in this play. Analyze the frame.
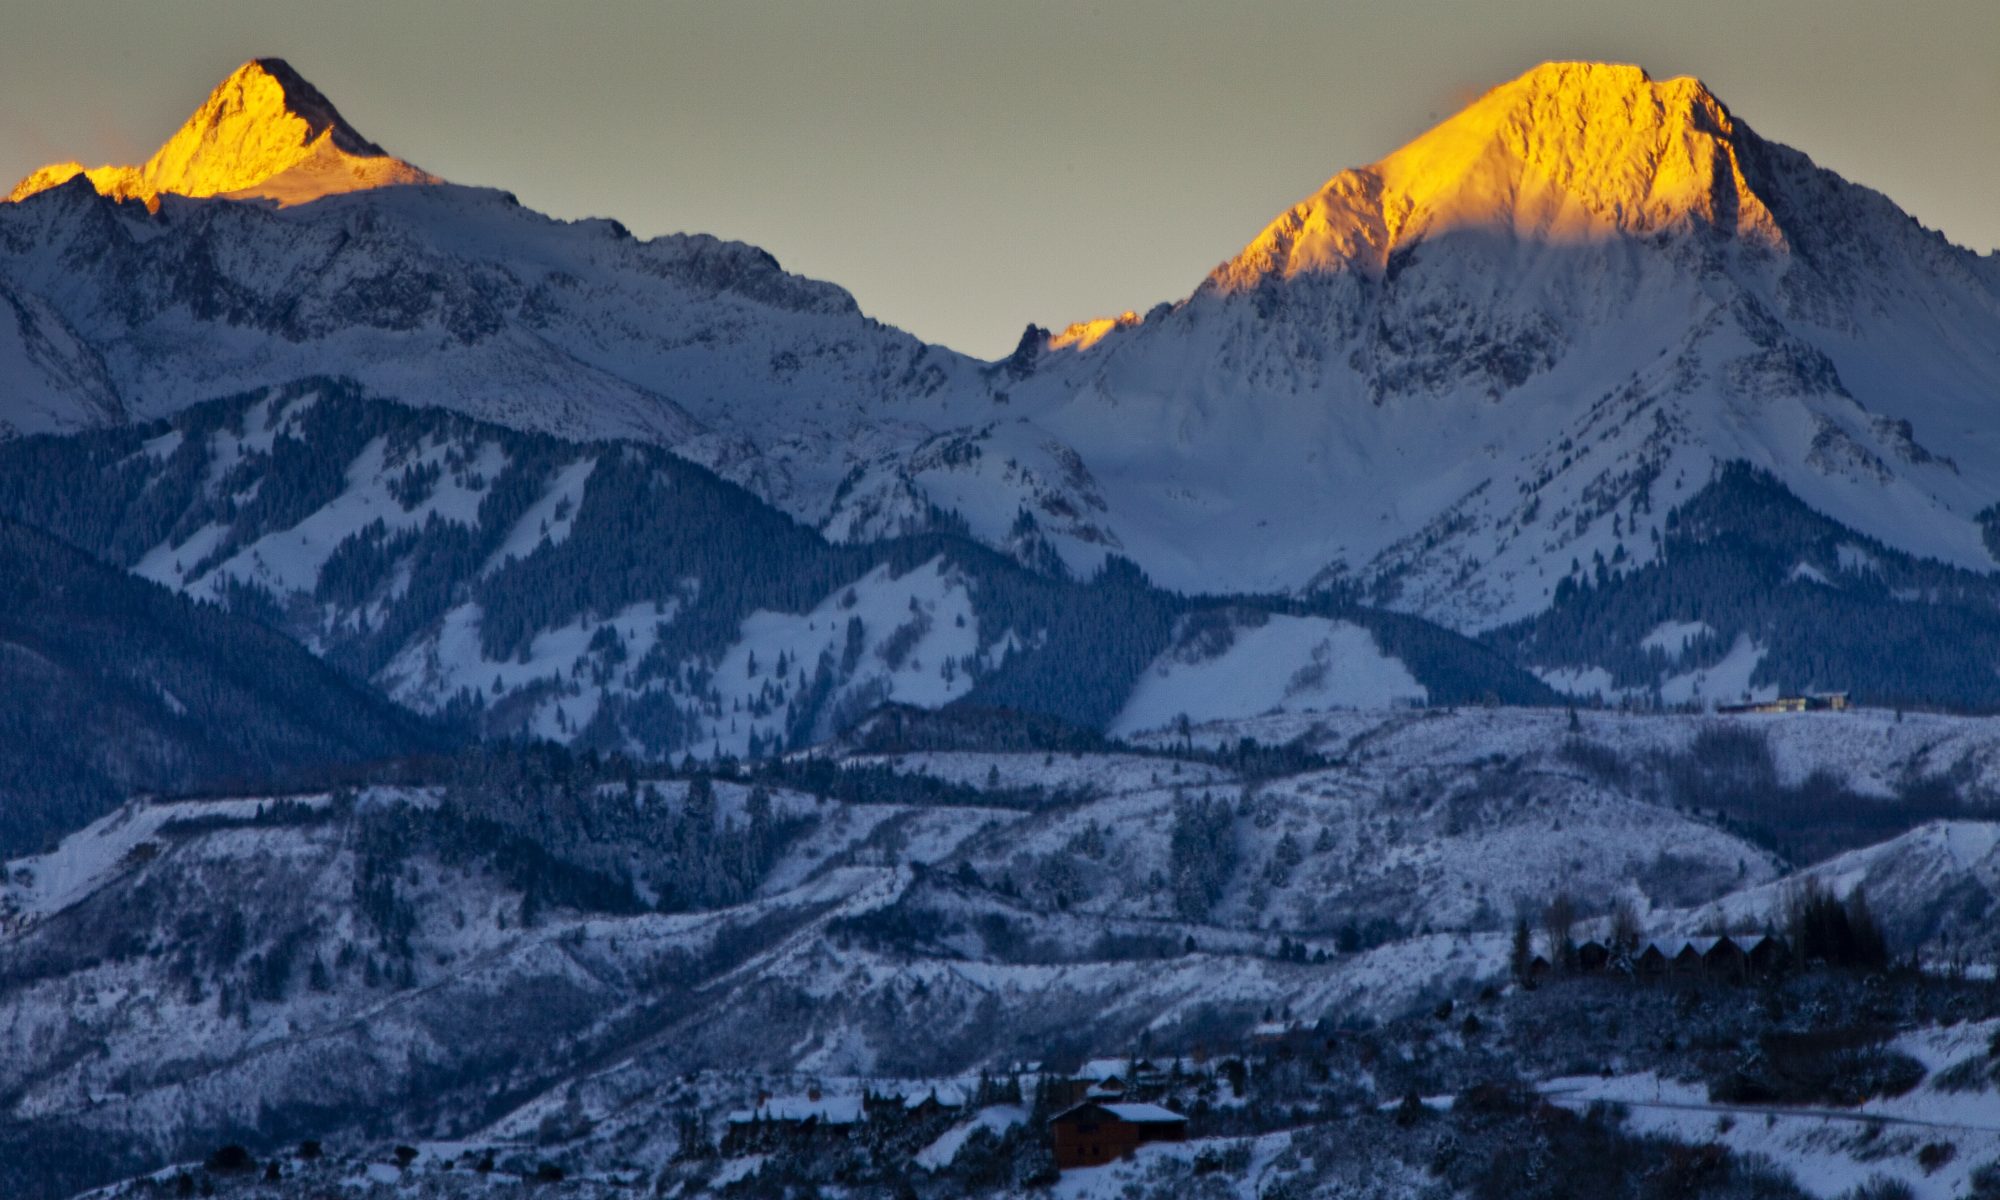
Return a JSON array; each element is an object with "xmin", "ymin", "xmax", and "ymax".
[
  {"xmin": 1206, "ymin": 61, "xmax": 1783, "ymax": 291},
  {"xmin": 6, "ymin": 57, "xmax": 437, "ymax": 209}
]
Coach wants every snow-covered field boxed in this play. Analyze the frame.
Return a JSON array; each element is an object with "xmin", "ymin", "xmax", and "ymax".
[{"xmin": 1545, "ymin": 1020, "xmax": 2000, "ymax": 1200}]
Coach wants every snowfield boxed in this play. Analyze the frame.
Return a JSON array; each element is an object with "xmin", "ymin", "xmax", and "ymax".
[{"xmin": 1111, "ymin": 614, "xmax": 1425, "ymax": 737}]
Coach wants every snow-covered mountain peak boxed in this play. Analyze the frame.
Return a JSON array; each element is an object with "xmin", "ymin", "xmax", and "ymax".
[
  {"xmin": 5, "ymin": 57, "xmax": 436, "ymax": 210},
  {"xmin": 1205, "ymin": 61, "xmax": 1781, "ymax": 292}
]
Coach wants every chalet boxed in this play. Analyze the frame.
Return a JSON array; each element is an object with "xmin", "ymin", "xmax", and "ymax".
[
  {"xmin": 1575, "ymin": 940, "xmax": 1610, "ymax": 972},
  {"xmin": 1249, "ymin": 1019, "xmax": 1307, "ymax": 1046},
  {"xmin": 861, "ymin": 1084, "xmax": 966, "ymax": 1121},
  {"xmin": 901, "ymin": 1086, "xmax": 966, "ymax": 1120},
  {"xmin": 1742, "ymin": 934, "xmax": 1790, "ymax": 974},
  {"xmin": 1702, "ymin": 936, "xmax": 1749, "ymax": 979},
  {"xmin": 722, "ymin": 1089, "xmax": 861, "ymax": 1152},
  {"xmin": 1057, "ymin": 1056, "xmax": 1168, "ymax": 1105},
  {"xmin": 1631, "ymin": 935, "xmax": 1786, "ymax": 981},
  {"xmin": 1050, "ymin": 1101, "xmax": 1187, "ymax": 1170},
  {"xmin": 1673, "ymin": 936, "xmax": 1719, "ymax": 973}
]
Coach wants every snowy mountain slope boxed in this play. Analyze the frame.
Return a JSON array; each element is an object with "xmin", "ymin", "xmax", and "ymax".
[
  {"xmin": 0, "ymin": 279, "xmax": 123, "ymax": 436},
  {"xmin": 0, "ymin": 772, "xmax": 1488, "ymax": 1198},
  {"xmin": 6, "ymin": 58, "xmax": 1999, "ymax": 643},
  {"xmin": 1110, "ymin": 608, "xmax": 1425, "ymax": 737},
  {"xmin": 1545, "ymin": 1020, "xmax": 2000, "ymax": 1200},
  {"xmin": 889, "ymin": 63, "xmax": 2000, "ymax": 628},
  {"xmin": 0, "ymin": 382, "xmax": 1545, "ymax": 769},
  {"xmin": 0, "ymin": 728, "xmax": 1758, "ymax": 1196},
  {"xmin": 1145, "ymin": 705, "xmax": 2000, "ymax": 807},
  {"xmin": 0, "ymin": 59, "xmax": 996, "ymax": 525},
  {"xmin": 8, "ymin": 59, "xmax": 1998, "ymax": 635},
  {"xmin": 1489, "ymin": 464, "xmax": 2000, "ymax": 710},
  {"xmin": 1668, "ymin": 820, "xmax": 2000, "ymax": 962},
  {"xmin": 0, "ymin": 515, "xmax": 442, "ymax": 859}
]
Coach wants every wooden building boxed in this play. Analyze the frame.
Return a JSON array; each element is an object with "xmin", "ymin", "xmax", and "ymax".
[
  {"xmin": 721, "ymin": 1091, "xmax": 862, "ymax": 1153},
  {"xmin": 1632, "ymin": 935, "xmax": 1786, "ymax": 981},
  {"xmin": 1672, "ymin": 937, "xmax": 1717, "ymax": 973},
  {"xmin": 1050, "ymin": 1102, "xmax": 1187, "ymax": 1171},
  {"xmin": 1742, "ymin": 934, "xmax": 1790, "ymax": 974},
  {"xmin": 1702, "ymin": 936, "xmax": 1749, "ymax": 979}
]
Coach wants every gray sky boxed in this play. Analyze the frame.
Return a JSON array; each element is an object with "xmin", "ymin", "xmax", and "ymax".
[{"xmin": 3, "ymin": 0, "xmax": 1995, "ymax": 358}]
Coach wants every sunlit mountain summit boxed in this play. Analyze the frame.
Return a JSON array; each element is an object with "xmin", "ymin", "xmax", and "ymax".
[
  {"xmin": 1209, "ymin": 61, "xmax": 1784, "ymax": 291},
  {"xmin": 6, "ymin": 57, "xmax": 435, "ymax": 210}
]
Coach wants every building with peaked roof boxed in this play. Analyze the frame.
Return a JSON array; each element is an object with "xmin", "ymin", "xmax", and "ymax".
[
  {"xmin": 1628, "ymin": 935, "xmax": 1786, "ymax": 981},
  {"xmin": 1050, "ymin": 1101, "xmax": 1188, "ymax": 1170},
  {"xmin": 1576, "ymin": 940, "xmax": 1610, "ymax": 971},
  {"xmin": 721, "ymin": 1090, "xmax": 863, "ymax": 1152},
  {"xmin": 1742, "ymin": 933, "xmax": 1790, "ymax": 974}
]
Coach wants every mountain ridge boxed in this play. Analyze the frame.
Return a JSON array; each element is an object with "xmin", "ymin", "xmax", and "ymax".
[{"xmin": 3, "ymin": 58, "xmax": 1999, "ymax": 651}]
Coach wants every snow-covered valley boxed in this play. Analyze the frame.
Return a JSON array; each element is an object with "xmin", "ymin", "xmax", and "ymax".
[{"xmin": 5, "ymin": 708, "xmax": 2000, "ymax": 1198}]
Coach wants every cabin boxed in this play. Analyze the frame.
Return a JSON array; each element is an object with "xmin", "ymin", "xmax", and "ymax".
[
  {"xmin": 1050, "ymin": 1102, "xmax": 1187, "ymax": 1170},
  {"xmin": 901, "ymin": 1086, "xmax": 966, "ymax": 1120},
  {"xmin": 1629, "ymin": 935, "xmax": 1786, "ymax": 982},
  {"xmin": 1057, "ymin": 1057, "xmax": 1160, "ymax": 1105},
  {"xmin": 1742, "ymin": 934, "xmax": 1790, "ymax": 974},
  {"xmin": 1702, "ymin": 936, "xmax": 1749, "ymax": 979},
  {"xmin": 1575, "ymin": 940, "xmax": 1611, "ymax": 972},
  {"xmin": 722, "ymin": 1089, "xmax": 862, "ymax": 1152},
  {"xmin": 860, "ymin": 1084, "xmax": 967, "ymax": 1121},
  {"xmin": 1671, "ymin": 937, "xmax": 1714, "ymax": 973},
  {"xmin": 1249, "ymin": 1020, "xmax": 1306, "ymax": 1046}
]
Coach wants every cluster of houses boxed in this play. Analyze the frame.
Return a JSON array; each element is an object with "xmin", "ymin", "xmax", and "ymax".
[
  {"xmin": 719, "ymin": 1062, "xmax": 1195, "ymax": 1173},
  {"xmin": 1528, "ymin": 933, "xmax": 1790, "ymax": 980},
  {"xmin": 1716, "ymin": 692, "xmax": 1849, "ymax": 715},
  {"xmin": 720, "ymin": 1083, "xmax": 970, "ymax": 1153},
  {"xmin": 713, "ymin": 929, "xmax": 1793, "ymax": 1178}
]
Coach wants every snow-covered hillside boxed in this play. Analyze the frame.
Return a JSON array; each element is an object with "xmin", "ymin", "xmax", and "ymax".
[
  {"xmin": 5, "ymin": 711, "xmax": 1998, "ymax": 1199},
  {"xmin": 0, "ymin": 280, "xmax": 124, "ymax": 436},
  {"xmin": 886, "ymin": 63, "xmax": 2000, "ymax": 628},
  {"xmin": 8, "ymin": 60, "xmax": 2000, "ymax": 644},
  {"xmin": 0, "ymin": 384, "xmax": 1546, "ymax": 765},
  {"xmin": 1111, "ymin": 610, "xmax": 1426, "ymax": 737},
  {"xmin": 0, "ymin": 56, "xmax": 993, "ymax": 527}
]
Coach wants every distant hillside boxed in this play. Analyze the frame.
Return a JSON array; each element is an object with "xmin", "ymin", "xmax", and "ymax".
[
  {"xmin": 1489, "ymin": 464, "xmax": 2000, "ymax": 711},
  {"xmin": 0, "ymin": 517, "xmax": 443, "ymax": 856},
  {"xmin": 0, "ymin": 381, "xmax": 1551, "ymax": 766}
]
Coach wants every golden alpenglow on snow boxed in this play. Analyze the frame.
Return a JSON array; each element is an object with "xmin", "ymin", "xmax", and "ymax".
[
  {"xmin": 5, "ymin": 58, "xmax": 435, "ymax": 210},
  {"xmin": 1208, "ymin": 62, "xmax": 1785, "ymax": 292}
]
